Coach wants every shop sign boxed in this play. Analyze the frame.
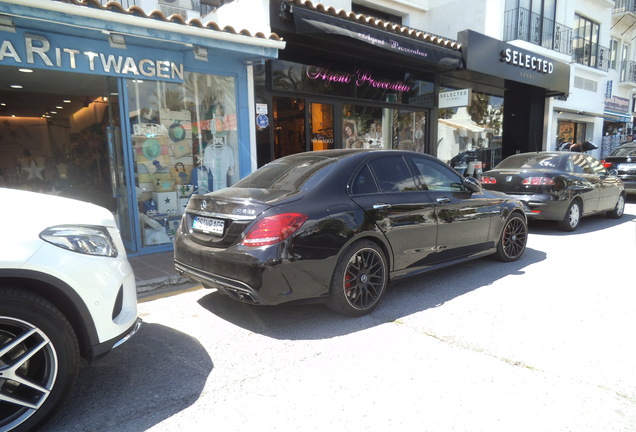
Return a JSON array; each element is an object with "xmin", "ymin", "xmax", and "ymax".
[
  {"xmin": 458, "ymin": 30, "xmax": 570, "ymax": 95},
  {"xmin": 500, "ymin": 48, "xmax": 554, "ymax": 74},
  {"xmin": 0, "ymin": 30, "xmax": 184, "ymax": 81},
  {"xmin": 605, "ymin": 96, "xmax": 629, "ymax": 114},
  {"xmin": 306, "ymin": 64, "xmax": 412, "ymax": 93},
  {"xmin": 439, "ymin": 89, "xmax": 471, "ymax": 108}
]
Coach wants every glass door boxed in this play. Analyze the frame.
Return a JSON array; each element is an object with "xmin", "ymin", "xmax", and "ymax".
[
  {"xmin": 106, "ymin": 77, "xmax": 134, "ymax": 250},
  {"xmin": 309, "ymin": 102, "xmax": 335, "ymax": 150}
]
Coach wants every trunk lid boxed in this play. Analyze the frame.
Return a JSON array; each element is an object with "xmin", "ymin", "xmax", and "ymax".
[{"xmin": 182, "ymin": 188, "xmax": 304, "ymax": 247}]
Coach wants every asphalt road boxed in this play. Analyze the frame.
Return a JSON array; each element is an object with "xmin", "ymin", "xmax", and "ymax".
[{"xmin": 42, "ymin": 198, "xmax": 636, "ymax": 432}]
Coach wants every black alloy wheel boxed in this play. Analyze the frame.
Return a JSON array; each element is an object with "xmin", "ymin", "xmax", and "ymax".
[
  {"xmin": 327, "ymin": 240, "xmax": 388, "ymax": 317},
  {"xmin": 495, "ymin": 213, "xmax": 528, "ymax": 262},
  {"xmin": 0, "ymin": 287, "xmax": 79, "ymax": 432}
]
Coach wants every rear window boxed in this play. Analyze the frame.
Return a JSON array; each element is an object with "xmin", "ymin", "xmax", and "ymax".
[
  {"xmin": 495, "ymin": 154, "xmax": 562, "ymax": 169},
  {"xmin": 232, "ymin": 157, "xmax": 336, "ymax": 191},
  {"xmin": 610, "ymin": 144, "xmax": 636, "ymax": 157}
]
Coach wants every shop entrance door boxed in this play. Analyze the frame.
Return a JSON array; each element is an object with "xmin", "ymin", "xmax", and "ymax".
[
  {"xmin": 104, "ymin": 78, "xmax": 134, "ymax": 250},
  {"xmin": 309, "ymin": 102, "xmax": 335, "ymax": 150}
]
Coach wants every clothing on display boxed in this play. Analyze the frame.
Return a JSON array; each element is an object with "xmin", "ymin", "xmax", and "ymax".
[{"xmin": 203, "ymin": 138, "xmax": 235, "ymax": 191}]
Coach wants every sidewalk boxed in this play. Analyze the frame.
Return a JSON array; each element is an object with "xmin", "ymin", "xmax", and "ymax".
[{"xmin": 128, "ymin": 251, "xmax": 198, "ymax": 297}]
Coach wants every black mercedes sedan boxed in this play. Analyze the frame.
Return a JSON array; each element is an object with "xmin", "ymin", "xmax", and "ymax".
[
  {"xmin": 480, "ymin": 151, "xmax": 625, "ymax": 231},
  {"xmin": 174, "ymin": 149, "xmax": 528, "ymax": 317},
  {"xmin": 602, "ymin": 141, "xmax": 636, "ymax": 195}
]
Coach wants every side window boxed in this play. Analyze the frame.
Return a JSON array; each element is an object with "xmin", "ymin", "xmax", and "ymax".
[
  {"xmin": 571, "ymin": 154, "xmax": 593, "ymax": 174},
  {"xmin": 409, "ymin": 156, "xmax": 464, "ymax": 192},
  {"xmin": 368, "ymin": 156, "xmax": 417, "ymax": 192},
  {"xmin": 351, "ymin": 164, "xmax": 379, "ymax": 195},
  {"xmin": 585, "ymin": 155, "xmax": 607, "ymax": 175}
]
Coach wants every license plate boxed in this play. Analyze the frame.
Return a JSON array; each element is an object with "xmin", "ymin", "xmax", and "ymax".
[
  {"xmin": 192, "ymin": 216, "xmax": 224, "ymax": 234},
  {"xmin": 618, "ymin": 163, "xmax": 636, "ymax": 171}
]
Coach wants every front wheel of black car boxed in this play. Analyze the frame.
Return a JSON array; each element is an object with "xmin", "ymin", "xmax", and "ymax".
[
  {"xmin": 327, "ymin": 240, "xmax": 388, "ymax": 317},
  {"xmin": 606, "ymin": 193, "xmax": 625, "ymax": 219},
  {"xmin": 559, "ymin": 200, "xmax": 581, "ymax": 231},
  {"xmin": 0, "ymin": 287, "xmax": 80, "ymax": 432},
  {"xmin": 495, "ymin": 213, "xmax": 528, "ymax": 262}
]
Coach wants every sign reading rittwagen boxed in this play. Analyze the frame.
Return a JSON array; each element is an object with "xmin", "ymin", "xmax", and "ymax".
[{"xmin": 0, "ymin": 30, "xmax": 185, "ymax": 81}]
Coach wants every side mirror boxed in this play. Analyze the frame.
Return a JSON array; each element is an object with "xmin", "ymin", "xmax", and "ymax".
[
  {"xmin": 463, "ymin": 176, "xmax": 482, "ymax": 193},
  {"xmin": 608, "ymin": 169, "xmax": 618, "ymax": 176}
]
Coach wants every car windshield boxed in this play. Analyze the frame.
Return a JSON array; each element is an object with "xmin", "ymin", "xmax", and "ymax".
[
  {"xmin": 609, "ymin": 144, "xmax": 636, "ymax": 157},
  {"xmin": 495, "ymin": 154, "xmax": 562, "ymax": 169},
  {"xmin": 232, "ymin": 155, "xmax": 337, "ymax": 191}
]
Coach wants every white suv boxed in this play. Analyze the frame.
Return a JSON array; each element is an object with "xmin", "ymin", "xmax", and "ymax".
[{"xmin": 0, "ymin": 188, "xmax": 141, "ymax": 432}]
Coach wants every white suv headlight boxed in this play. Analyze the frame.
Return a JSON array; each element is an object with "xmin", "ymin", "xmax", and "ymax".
[{"xmin": 40, "ymin": 225, "xmax": 118, "ymax": 257}]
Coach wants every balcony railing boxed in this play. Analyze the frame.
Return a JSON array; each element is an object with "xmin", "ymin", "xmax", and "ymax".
[
  {"xmin": 572, "ymin": 37, "xmax": 610, "ymax": 71},
  {"xmin": 620, "ymin": 60, "xmax": 636, "ymax": 83},
  {"xmin": 503, "ymin": 8, "xmax": 572, "ymax": 55},
  {"xmin": 614, "ymin": 0, "xmax": 636, "ymax": 14}
]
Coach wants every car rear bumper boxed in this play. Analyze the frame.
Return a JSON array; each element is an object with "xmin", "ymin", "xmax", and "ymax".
[{"xmin": 505, "ymin": 194, "xmax": 569, "ymax": 221}]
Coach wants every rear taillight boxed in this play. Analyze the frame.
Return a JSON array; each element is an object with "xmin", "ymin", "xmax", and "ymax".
[
  {"xmin": 242, "ymin": 213, "xmax": 308, "ymax": 247},
  {"xmin": 480, "ymin": 176, "xmax": 497, "ymax": 184},
  {"xmin": 522, "ymin": 177, "xmax": 555, "ymax": 186},
  {"xmin": 601, "ymin": 160, "xmax": 612, "ymax": 168}
]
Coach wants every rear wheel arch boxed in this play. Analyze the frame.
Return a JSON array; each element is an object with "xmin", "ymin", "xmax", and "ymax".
[{"xmin": 0, "ymin": 271, "xmax": 97, "ymax": 360}]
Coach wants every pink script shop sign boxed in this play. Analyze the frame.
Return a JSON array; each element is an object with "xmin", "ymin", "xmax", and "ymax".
[{"xmin": 306, "ymin": 64, "xmax": 412, "ymax": 92}]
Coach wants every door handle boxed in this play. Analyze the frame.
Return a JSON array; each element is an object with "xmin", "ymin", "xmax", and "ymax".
[
  {"xmin": 373, "ymin": 203, "xmax": 391, "ymax": 210},
  {"xmin": 436, "ymin": 197, "xmax": 451, "ymax": 204}
]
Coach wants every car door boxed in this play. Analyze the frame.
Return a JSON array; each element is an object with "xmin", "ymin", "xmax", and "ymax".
[
  {"xmin": 349, "ymin": 154, "xmax": 438, "ymax": 274},
  {"xmin": 567, "ymin": 154, "xmax": 601, "ymax": 214},
  {"xmin": 407, "ymin": 155, "xmax": 494, "ymax": 262},
  {"xmin": 585, "ymin": 154, "xmax": 621, "ymax": 211}
]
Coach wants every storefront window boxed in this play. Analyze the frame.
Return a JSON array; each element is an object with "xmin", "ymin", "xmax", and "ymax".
[
  {"xmin": 128, "ymin": 72, "xmax": 237, "ymax": 247},
  {"xmin": 343, "ymin": 104, "xmax": 427, "ymax": 152},
  {"xmin": 437, "ymin": 91, "xmax": 503, "ymax": 176}
]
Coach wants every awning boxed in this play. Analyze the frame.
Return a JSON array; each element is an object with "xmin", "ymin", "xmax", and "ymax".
[
  {"xmin": 290, "ymin": 6, "xmax": 463, "ymax": 68},
  {"xmin": 603, "ymin": 111, "xmax": 632, "ymax": 123}
]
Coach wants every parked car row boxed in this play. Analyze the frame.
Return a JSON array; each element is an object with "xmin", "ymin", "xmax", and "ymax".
[{"xmin": 1, "ymin": 146, "xmax": 628, "ymax": 432}]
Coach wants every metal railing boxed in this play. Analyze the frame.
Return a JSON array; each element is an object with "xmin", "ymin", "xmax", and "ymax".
[
  {"xmin": 503, "ymin": 8, "xmax": 572, "ymax": 55},
  {"xmin": 613, "ymin": 0, "xmax": 636, "ymax": 14},
  {"xmin": 572, "ymin": 37, "xmax": 610, "ymax": 71},
  {"xmin": 620, "ymin": 60, "xmax": 636, "ymax": 83}
]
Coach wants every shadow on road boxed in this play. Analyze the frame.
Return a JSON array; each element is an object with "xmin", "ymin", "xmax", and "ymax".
[
  {"xmin": 197, "ymin": 246, "xmax": 546, "ymax": 341},
  {"xmin": 527, "ymin": 208, "xmax": 636, "ymax": 236},
  {"xmin": 40, "ymin": 323, "xmax": 213, "ymax": 432}
]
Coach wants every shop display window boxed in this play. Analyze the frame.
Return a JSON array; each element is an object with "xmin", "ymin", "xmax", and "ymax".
[
  {"xmin": 437, "ymin": 91, "xmax": 503, "ymax": 176},
  {"xmin": 128, "ymin": 72, "xmax": 237, "ymax": 247},
  {"xmin": 342, "ymin": 104, "xmax": 427, "ymax": 152}
]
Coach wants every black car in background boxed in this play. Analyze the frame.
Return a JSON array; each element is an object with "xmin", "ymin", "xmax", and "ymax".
[
  {"xmin": 480, "ymin": 151, "xmax": 625, "ymax": 231},
  {"xmin": 602, "ymin": 141, "xmax": 636, "ymax": 195},
  {"xmin": 175, "ymin": 149, "xmax": 528, "ymax": 317}
]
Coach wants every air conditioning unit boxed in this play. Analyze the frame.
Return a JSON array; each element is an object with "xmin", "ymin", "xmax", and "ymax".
[
  {"xmin": 159, "ymin": 0, "xmax": 193, "ymax": 10},
  {"xmin": 160, "ymin": 4, "xmax": 188, "ymax": 17}
]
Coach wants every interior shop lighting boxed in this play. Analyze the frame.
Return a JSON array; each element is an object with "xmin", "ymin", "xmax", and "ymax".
[
  {"xmin": 18, "ymin": 68, "xmax": 33, "ymax": 73},
  {"xmin": 10, "ymin": 84, "xmax": 22, "ymax": 89}
]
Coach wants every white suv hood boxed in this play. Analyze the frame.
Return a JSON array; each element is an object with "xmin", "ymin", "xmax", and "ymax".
[{"xmin": 2, "ymin": 187, "xmax": 117, "ymax": 229}]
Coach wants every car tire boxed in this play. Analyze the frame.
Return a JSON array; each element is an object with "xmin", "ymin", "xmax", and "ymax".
[
  {"xmin": 494, "ymin": 213, "xmax": 528, "ymax": 262},
  {"xmin": 326, "ymin": 240, "xmax": 388, "ymax": 317},
  {"xmin": 606, "ymin": 193, "xmax": 625, "ymax": 219},
  {"xmin": 0, "ymin": 287, "xmax": 79, "ymax": 432},
  {"xmin": 558, "ymin": 200, "xmax": 581, "ymax": 231}
]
